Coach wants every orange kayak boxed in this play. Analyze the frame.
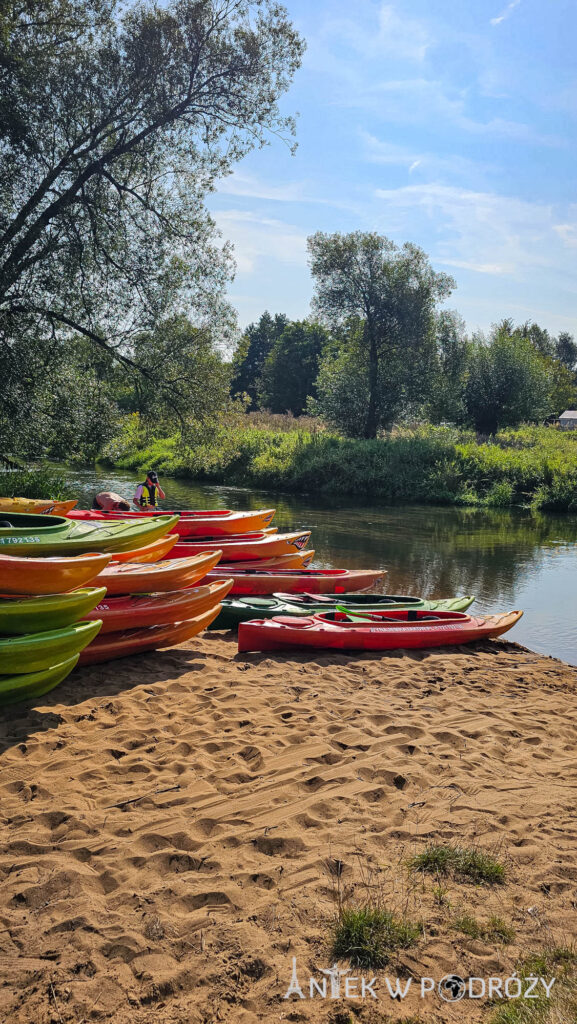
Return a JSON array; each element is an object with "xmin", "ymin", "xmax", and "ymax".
[
  {"xmin": 111, "ymin": 534, "xmax": 178, "ymax": 563},
  {"xmin": 170, "ymin": 531, "xmax": 310, "ymax": 562},
  {"xmin": 83, "ymin": 579, "xmax": 233, "ymax": 632},
  {"xmin": 93, "ymin": 551, "xmax": 222, "ymax": 595},
  {"xmin": 78, "ymin": 604, "xmax": 223, "ymax": 664},
  {"xmin": 0, "ymin": 498, "xmax": 77, "ymax": 515},
  {"xmin": 67, "ymin": 507, "xmax": 276, "ymax": 537},
  {"xmin": 202, "ymin": 567, "xmax": 386, "ymax": 596},
  {"xmin": 0, "ymin": 552, "xmax": 112, "ymax": 595}
]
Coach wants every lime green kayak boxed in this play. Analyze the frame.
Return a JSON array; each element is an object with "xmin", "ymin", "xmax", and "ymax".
[
  {"xmin": 0, "ymin": 619, "xmax": 102, "ymax": 674},
  {"xmin": 211, "ymin": 594, "xmax": 475, "ymax": 629},
  {"xmin": 0, "ymin": 588, "xmax": 107, "ymax": 636},
  {"xmin": 0, "ymin": 511, "xmax": 179, "ymax": 555},
  {"xmin": 0, "ymin": 655, "xmax": 80, "ymax": 705}
]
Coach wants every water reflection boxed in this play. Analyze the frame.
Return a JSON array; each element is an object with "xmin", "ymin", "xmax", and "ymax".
[{"xmin": 66, "ymin": 467, "xmax": 577, "ymax": 665}]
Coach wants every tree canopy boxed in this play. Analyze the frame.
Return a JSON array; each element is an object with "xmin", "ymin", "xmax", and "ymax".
[
  {"xmin": 307, "ymin": 231, "xmax": 455, "ymax": 437},
  {"xmin": 0, "ymin": 0, "xmax": 304, "ymax": 422}
]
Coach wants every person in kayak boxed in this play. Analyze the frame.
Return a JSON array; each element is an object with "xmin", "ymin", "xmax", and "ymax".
[
  {"xmin": 133, "ymin": 470, "xmax": 165, "ymax": 509},
  {"xmin": 91, "ymin": 491, "xmax": 131, "ymax": 511}
]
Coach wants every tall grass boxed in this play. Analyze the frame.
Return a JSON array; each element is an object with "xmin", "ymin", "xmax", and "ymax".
[{"xmin": 101, "ymin": 418, "xmax": 577, "ymax": 511}]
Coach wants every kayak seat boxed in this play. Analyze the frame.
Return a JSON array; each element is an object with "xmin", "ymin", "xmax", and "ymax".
[{"xmin": 272, "ymin": 616, "xmax": 315, "ymax": 627}]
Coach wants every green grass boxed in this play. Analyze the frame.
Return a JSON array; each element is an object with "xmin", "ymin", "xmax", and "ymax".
[
  {"xmin": 0, "ymin": 467, "xmax": 75, "ymax": 500},
  {"xmin": 454, "ymin": 913, "xmax": 515, "ymax": 943},
  {"xmin": 411, "ymin": 844, "xmax": 506, "ymax": 885},
  {"xmin": 332, "ymin": 905, "xmax": 420, "ymax": 968},
  {"xmin": 101, "ymin": 418, "xmax": 577, "ymax": 511},
  {"xmin": 488, "ymin": 947, "xmax": 577, "ymax": 1024}
]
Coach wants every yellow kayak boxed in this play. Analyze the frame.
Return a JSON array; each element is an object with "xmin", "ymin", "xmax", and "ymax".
[{"xmin": 0, "ymin": 497, "xmax": 77, "ymax": 514}]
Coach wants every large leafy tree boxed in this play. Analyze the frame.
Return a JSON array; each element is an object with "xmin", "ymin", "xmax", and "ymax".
[
  {"xmin": 257, "ymin": 320, "xmax": 328, "ymax": 415},
  {"xmin": 0, "ymin": 0, "xmax": 304, "ymax": 434},
  {"xmin": 426, "ymin": 310, "xmax": 469, "ymax": 424},
  {"xmin": 465, "ymin": 327, "xmax": 551, "ymax": 434},
  {"xmin": 307, "ymin": 232, "xmax": 455, "ymax": 437}
]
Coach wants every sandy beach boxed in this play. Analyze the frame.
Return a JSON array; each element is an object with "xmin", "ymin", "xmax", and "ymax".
[{"xmin": 1, "ymin": 632, "xmax": 577, "ymax": 1023}]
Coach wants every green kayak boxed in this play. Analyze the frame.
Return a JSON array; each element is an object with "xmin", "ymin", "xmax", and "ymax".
[
  {"xmin": 210, "ymin": 593, "xmax": 475, "ymax": 630},
  {"xmin": 0, "ymin": 588, "xmax": 107, "ymax": 636},
  {"xmin": 0, "ymin": 654, "xmax": 80, "ymax": 705},
  {"xmin": 0, "ymin": 511, "xmax": 179, "ymax": 556},
  {"xmin": 0, "ymin": 619, "xmax": 102, "ymax": 674}
]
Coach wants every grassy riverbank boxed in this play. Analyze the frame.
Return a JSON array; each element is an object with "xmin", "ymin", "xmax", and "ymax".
[{"xmin": 100, "ymin": 419, "xmax": 577, "ymax": 511}]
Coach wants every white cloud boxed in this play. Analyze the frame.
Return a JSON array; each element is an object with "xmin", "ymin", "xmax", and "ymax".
[
  {"xmin": 373, "ymin": 183, "xmax": 574, "ymax": 281},
  {"xmin": 212, "ymin": 210, "xmax": 307, "ymax": 275},
  {"xmin": 360, "ymin": 130, "xmax": 491, "ymax": 183},
  {"xmin": 216, "ymin": 172, "xmax": 307, "ymax": 203},
  {"xmin": 491, "ymin": 0, "xmax": 522, "ymax": 26},
  {"xmin": 321, "ymin": 2, "xmax": 431, "ymax": 62}
]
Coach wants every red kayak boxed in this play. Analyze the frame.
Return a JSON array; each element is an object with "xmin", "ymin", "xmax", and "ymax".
[
  {"xmin": 78, "ymin": 605, "xmax": 223, "ymax": 665},
  {"xmin": 82, "ymin": 579, "xmax": 233, "ymax": 633},
  {"xmin": 169, "ymin": 531, "xmax": 311, "ymax": 562},
  {"xmin": 238, "ymin": 609, "xmax": 523, "ymax": 653},
  {"xmin": 67, "ymin": 508, "xmax": 276, "ymax": 537},
  {"xmin": 202, "ymin": 567, "xmax": 386, "ymax": 596}
]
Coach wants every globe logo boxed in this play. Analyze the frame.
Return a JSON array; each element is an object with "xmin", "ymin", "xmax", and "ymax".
[{"xmin": 438, "ymin": 974, "xmax": 466, "ymax": 1002}]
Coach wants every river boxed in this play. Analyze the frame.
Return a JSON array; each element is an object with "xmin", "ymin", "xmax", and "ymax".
[{"xmin": 65, "ymin": 466, "xmax": 577, "ymax": 666}]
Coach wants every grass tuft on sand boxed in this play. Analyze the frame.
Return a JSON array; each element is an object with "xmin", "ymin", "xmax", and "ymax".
[
  {"xmin": 332, "ymin": 905, "xmax": 420, "ymax": 968},
  {"xmin": 411, "ymin": 843, "xmax": 506, "ymax": 884},
  {"xmin": 488, "ymin": 947, "xmax": 577, "ymax": 1024},
  {"xmin": 454, "ymin": 913, "xmax": 515, "ymax": 943}
]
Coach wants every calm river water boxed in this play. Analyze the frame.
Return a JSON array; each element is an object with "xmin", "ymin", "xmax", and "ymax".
[{"xmin": 66, "ymin": 467, "xmax": 577, "ymax": 666}]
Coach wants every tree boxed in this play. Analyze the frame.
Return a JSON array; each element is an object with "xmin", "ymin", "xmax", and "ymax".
[
  {"xmin": 426, "ymin": 310, "xmax": 469, "ymax": 424},
  {"xmin": 465, "ymin": 327, "xmax": 551, "ymax": 434},
  {"xmin": 230, "ymin": 311, "xmax": 288, "ymax": 406},
  {"xmin": 556, "ymin": 332, "xmax": 577, "ymax": 373},
  {"xmin": 257, "ymin": 320, "xmax": 328, "ymax": 414},
  {"xmin": 307, "ymin": 232, "xmax": 455, "ymax": 437},
  {"xmin": 0, "ymin": 0, "xmax": 304, "ymax": 427}
]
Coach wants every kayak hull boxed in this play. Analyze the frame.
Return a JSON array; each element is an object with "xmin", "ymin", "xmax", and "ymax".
[
  {"xmin": 220, "ymin": 551, "xmax": 314, "ymax": 570},
  {"xmin": 67, "ymin": 507, "xmax": 276, "ymax": 537},
  {"xmin": 0, "ymin": 552, "xmax": 111, "ymax": 595},
  {"xmin": 169, "ymin": 531, "xmax": 311, "ymax": 562},
  {"xmin": 78, "ymin": 605, "xmax": 223, "ymax": 665},
  {"xmin": 110, "ymin": 534, "xmax": 178, "ymax": 563},
  {"xmin": 0, "ymin": 511, "xmax": 180, "ymax": 556},
  {"xmin": 276, "ymin": 593, "xmax": 475, "ymax": 613},
  {"xmin": 0, "ymin": 655, "xmax": 80, "ymax": 705},
  {"xmin": 83, "ymin": 580, "xmax": 233, "ymax": 632},
  {"xmin": 0, "ymin": 619, "xmax": 102, "ymax": 674},
  {"xmin": 238, "ymin": 610, "xmax": 523, "ymax": 653},
  {"xmin": 0, "ymin": 588, "xmax": 107, "ymax": 635},
  {"xmin": 0, "ymin": 498, "xmax": 77, "ymax": 515},
  {"xmin": 94, "ymin": 551, "xmax": 222, "ymax": 595},
  {"xmin": 203, "ymin": 567, "xmax": 386, "ymax": 596},
  {"xmin": 211, "ymin": 593, "xmax": 475, "ymax": 630}
]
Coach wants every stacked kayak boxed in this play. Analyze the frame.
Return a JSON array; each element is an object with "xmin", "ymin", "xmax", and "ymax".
[
  {"xmin": 0, "ymin": 657, "xmax": 83, "ymax": 705},
  {"xmin": 0, "ymin": 615, "xmax": 103, "ymax": 704},
  {"xmin": 83, "ymin": 580, "xmax": 232, "ymax": 633},
  {"xmin": 0, "ymin": 588, "xmax": 107, "ymax": 634},
  {"xmin": 203, "ymin": 567, "xmax": 387, "ymax": 596},
  {"xmin": 93, "ymin": 552, "xmax": 222, "ymax": 595},
  {"xmin": 238, "ymin": 609, "xmax": 524, "ymax": 653},
  {"xmin": 66, "ymin": 507, "xmax": 276, "ymax": 537},
  {"xmin": 79, "ymin": 606, "xmax": 224, "ymax": 665},
  {"xmin": 169, "ymin": 530, "xmax": 311, "ymax": 562},
  {"xmin": 211, "ymin": 593, "xmax": 475, "ymax": 630},
  {"xmin": 0, "ymin": 552, "xmax": 111, "ymax": 594},
  {"xmin": 0, "ymin": 511, "xmax": 179, "ymax": 556}
]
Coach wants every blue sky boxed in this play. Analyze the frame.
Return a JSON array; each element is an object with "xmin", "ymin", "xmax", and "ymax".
[{"xmin": 207, "ymin": 0, "xmax": 577, "ymax": 337}]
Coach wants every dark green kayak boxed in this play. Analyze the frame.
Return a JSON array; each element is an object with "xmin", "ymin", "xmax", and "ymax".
[
  {"xmin": 0, "ymin": 655, "xmax": 80, "ymax": 705},
  {"xmin": 210, "ymin": 593, "xmax": 475, "ymax": 630}
]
